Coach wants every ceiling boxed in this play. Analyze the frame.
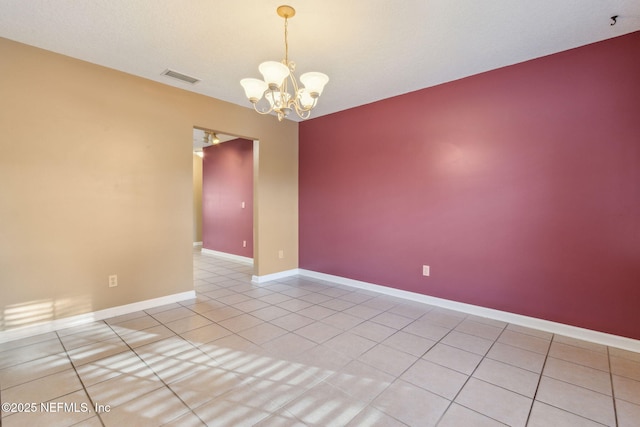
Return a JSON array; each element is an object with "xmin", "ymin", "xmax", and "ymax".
[{"xmin": 1, "ymin": 1, "xmax": 639, "ymax": 121}]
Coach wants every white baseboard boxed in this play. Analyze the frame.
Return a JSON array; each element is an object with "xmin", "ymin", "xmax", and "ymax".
[
  {"xmin": 295, "ymin": 269, "xmax": 640, "ymax": 353},
  {"xmin": 201, "ymin": 248, "xmax": 253, "ymax": 265},
  {"xmin": 0, "ymin": 290, "xmax": 196, "ymax": 344},
  {"xmin": 193, "ymin": 241, "xmax": 203, "ymax": 247},
  {"xmin": 252, "ymin": 269, "xmax": 301, "ymax": 285}
]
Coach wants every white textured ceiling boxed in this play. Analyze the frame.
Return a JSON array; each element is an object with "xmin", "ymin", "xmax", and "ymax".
[{"xmin": 1, "ymin": 1, "xmax": 639, "ymax": 121}]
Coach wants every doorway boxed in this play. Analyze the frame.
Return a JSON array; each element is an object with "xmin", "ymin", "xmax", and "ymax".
[{"xmin": 192, "ymin": 127, "xmax": 255, "ymax": 264}]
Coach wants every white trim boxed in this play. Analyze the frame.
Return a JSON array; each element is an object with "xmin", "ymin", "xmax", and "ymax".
[
  {"xmin": 251, "ymin": 269, "xmax": 301, "ymax": 284},
  {"xmin": 0, "ymin": 290, "xmax": 196, "ymax": 344},
  {"xmin": 193, "ymin": 241, "xmax": 203, "ymax": 247},
  {"xmin": 298, "ymin": 269, "xmax": 640, "ymax": 353},
  {"xmin": 201, "ymin": 248, "xmax": 253, "ymax": 265}
]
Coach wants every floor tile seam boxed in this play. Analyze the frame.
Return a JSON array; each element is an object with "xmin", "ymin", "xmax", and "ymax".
[
  {"xmin": 62, "ymin": 326, "xmax": 132, "ymax": 369},
  {"xmin": 322, "ymin": 367, "xmax": 394, "ymax": 404},
  {"xmin": 101, "ymin": 322, "xmax": 205, "ymax": 424},
  {"xmin": 359, "ymin": 404, "xmax": 412, "ymax": 427},
  {"xmin": 111, "ymin": 322, "xmax": 176, "ymax": 342},
  {"xmin": 55, "ymin": 329, "xmax": 108, "ymax": 427},
  {"xmin": 541, "ymin": 356, "xmax": 616, "ymax": 388},
  {"xmin": 353, "ymin": 343, "xmax": 420, "ymax": 379},
  {"xmin": 365, "ymin": 319, "xmax": 483, "ymax": 399},
  {"xmin": 546, "ymin": 352, "xmax": 611, "ymax": 374},
  {"xmin": 0, "ymin": 368, "xmax": 87, "ymax": 404},
  {"xmin": 57, "ymin": 321, "xmax": 121, "ymax": 338},
  {"xmin": 419, "ymin": 342, "xmax": 482, "ymax": 375},
  {"xmin": 551, "ymin": 340, "xmax": 610, "ymax": 356},
  {"xmin": 0, "ymin": 348, "xmax": 74, "ymax": 381},
  {"xmin": 386, "ymin": 327, "xmax": 440, "ymax": 352},
  {"xmin": 434, "ymin": 321, "xmax": 511, "ymax": 426},
  {"xmin": 609, "ymin": 355, "xmax": 640, "ymax": 373},
  {"xmin": 540, "ymin": 370, "xmax": 614, "ymax": 397},
  {"xmin": 199, "ymin": 306, "xmax": 268, "ymax": 329},
  {"xmin": 442, "ymin": 327, "xmax": 499, "ymax": 344},
  {"xmin": 608, "ymin": 350, "xmax": 640, "ymax": 364},
  {"xmin": 369, "ymin": 376, "xmax": 453, "ymax": 426},
  {"xmin": 0, "ymin": 335, "xmax": 60, "ymax": 355},
  {"xmin": 497, "ymin": 331, "xmax": 554, "ymax": 350},
  {"xmin": 492, "ymin": 336, "xmax": 551, "ymax": 356},
  {"xmin": 452, "ymin": 325, "xmax": 503, "ymax": 342},
  {"xmin": 105, "ymin": 310, "xmax": 154, "ymax": 325},
  {"xmin": 377, "ymin": 328, "xmax": 436, "ymax": 358},
  {"xmin": 530, "ymin": 400, "xmax": 612, "ymax": 427},
  {"xmin": 524, "ymin": 330, "xmax": 554, "ymax": 426},
  {"xmin": 465, "ymin": 375, "xmax": 538, "ymax": 401},
  {"xmin": 288, "ymin": 328, "xmax": 335, "ymax": 345},
  {"xmin": 501, "ymin": 331, "xmax": 551, "ymax": 354},
  {"xmin": 481, "ymin": 353, "xmax": 545, "ymax": 376},
  {"xmin": 436, "ymin": 402, "xmax": 510, "ymax": 426},
  {"xmin": 504, "ymin": 324, "xmax": 553, "ymax": 340},
  {"xmin": 607, "ymin": 346, "xmax": 620, "ymax": 427},
  {"xmin": 146, "ymin": 308, "xmax": 204, "ymax": 326},
  {"xmin": 187, "ymin": 375, "xmax": 313, "ymax": 422}
]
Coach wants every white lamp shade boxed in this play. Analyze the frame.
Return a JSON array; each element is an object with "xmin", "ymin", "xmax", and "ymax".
[
  {"xmin": 300, "ymin": 72, "xmax": 329, "ymax": 96},
  {"xmin": 259, "ymin": 61, "xmax": 290, "ymax": 88},
  {"xmin": 298, "ymin": 89, "xmax": 315, "ymax": 108},
  {"xmin": 265, "ymin": 91, "xmax": 291, "ymax": 109},
  {"xmin": 240, "ymin": 78, "xmax": 268, "ymax": 101}
]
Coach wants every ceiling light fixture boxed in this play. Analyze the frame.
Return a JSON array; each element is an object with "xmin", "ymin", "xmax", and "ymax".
[
  {"xmin": 240, "ymin": 5, "xmax": 329, "ymax": 121},
  {"xmin": 203, "ymin": 130, "xmax": 220, "ymax": 145}
]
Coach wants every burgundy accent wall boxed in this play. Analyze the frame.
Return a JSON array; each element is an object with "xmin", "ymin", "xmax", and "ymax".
[
  {"xmin": 202, "ymin": 138, "xmax": 253, "ymax": 258},
  {"xmin": 299, "ymin": 32, "xmax": 640, "ymax": 340}
]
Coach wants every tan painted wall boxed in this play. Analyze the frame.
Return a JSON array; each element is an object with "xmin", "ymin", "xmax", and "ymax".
[
  {"xmin": 0, "ymin": 37, "xmax": 298, "ymax": 331},
  {"xmin": 192, "ymin": 154, "xmax": 203, "ymax": 243}
]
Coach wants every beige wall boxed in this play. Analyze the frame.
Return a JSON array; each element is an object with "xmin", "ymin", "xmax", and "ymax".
[
  {"xmin": 0, "ymin": 37, "xmax": 298, "ymax": 331},
  {"xmin": 192, "ymin": 154, "xmax": 203, "ymax": 243}
]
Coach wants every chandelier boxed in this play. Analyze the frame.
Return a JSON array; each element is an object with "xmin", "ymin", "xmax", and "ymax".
[{"xmin": 240, "ymin": 5, "xmax": 329, "ymax": 121}]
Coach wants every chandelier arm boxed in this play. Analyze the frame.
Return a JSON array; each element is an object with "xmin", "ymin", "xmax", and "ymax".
[
  {"xmin": 288, "ymin": 70, "xmax": 300, "ymax": 96},
  {"xmin": 293, "ymin": 106, "xmax": 312, "ymax": 120},
  {"xmin": 252, "ymin": 93, "xmax": 275, "ymax": 115},
  {"xmin": 292, "ymin": 96, "xmax": 317, "ymax": 117},
  {"xmin": 253, "ymin": 104, "xmax": 274, "ymax": 115}
]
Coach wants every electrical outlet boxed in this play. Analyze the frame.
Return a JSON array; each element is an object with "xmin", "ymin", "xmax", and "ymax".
[
  {"xmin": 241, "ymin": 201, "xmax": 245, "ymax": 209},
  {"xmin": 422, "ymin": 265, "xmax": 430, "ymax": 276},
  {"xmin": 243, "ymin": 240, "xmax": 247, "ymax": 248},
  {"xmin": 278, "ymin": 250, "xmax": 284, "ymax": 259},
  {"xmin": 108, "ymin": 274, "xmax": 118, "ymax": 287}
]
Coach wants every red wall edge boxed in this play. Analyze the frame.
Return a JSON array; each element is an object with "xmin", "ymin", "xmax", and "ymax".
[
  {"xmin": 299, "ymin": 31, "xmax": 640, "ymax": 340},
  {"xmin": 202, "ymin": 138, "xmax": 253, "ymax": 258}
]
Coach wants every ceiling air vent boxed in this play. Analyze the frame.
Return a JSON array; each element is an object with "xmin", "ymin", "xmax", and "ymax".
[{"xmin": 161, "ymin": 69, "xmax": 200, "ymax": 85}]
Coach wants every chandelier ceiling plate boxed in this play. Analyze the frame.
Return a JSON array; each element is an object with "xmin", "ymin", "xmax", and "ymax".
[{"xmin": 277, "ymin": 5, "xmax": 295, "ymax": 19}]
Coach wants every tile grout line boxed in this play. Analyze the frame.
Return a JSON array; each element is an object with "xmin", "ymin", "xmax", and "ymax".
[
  {"xmin": 118, "ymin": 312, "xmax": 225, "ymax": 426},
  {"xmin": 522, "ymin": 331, "xmax": 554, "ymax": 426},
  {"xmin": 433, "ymin": 319, "xmax": 510, "ymax": 426},
  {"xmin": 607, "ymin": 346, "xmax": 619, "ymax": 427},
  {"xmin": 116, "ymin": 327, "xmax": 207, "ymax": 424},
  {"xmin": 56, "ymin": 327, "xmax": 108, "ymax": 427}
]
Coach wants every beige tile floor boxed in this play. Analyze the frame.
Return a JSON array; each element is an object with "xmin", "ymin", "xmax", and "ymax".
[{"xmin": 1, "ymin": 249, "xmax": 639, "ymax": 426}]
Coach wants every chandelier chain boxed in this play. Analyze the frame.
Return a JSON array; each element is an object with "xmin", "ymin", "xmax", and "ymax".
[{"xmin": 284, "ymin": 16, "xmax": 289, "ymax": 64}]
